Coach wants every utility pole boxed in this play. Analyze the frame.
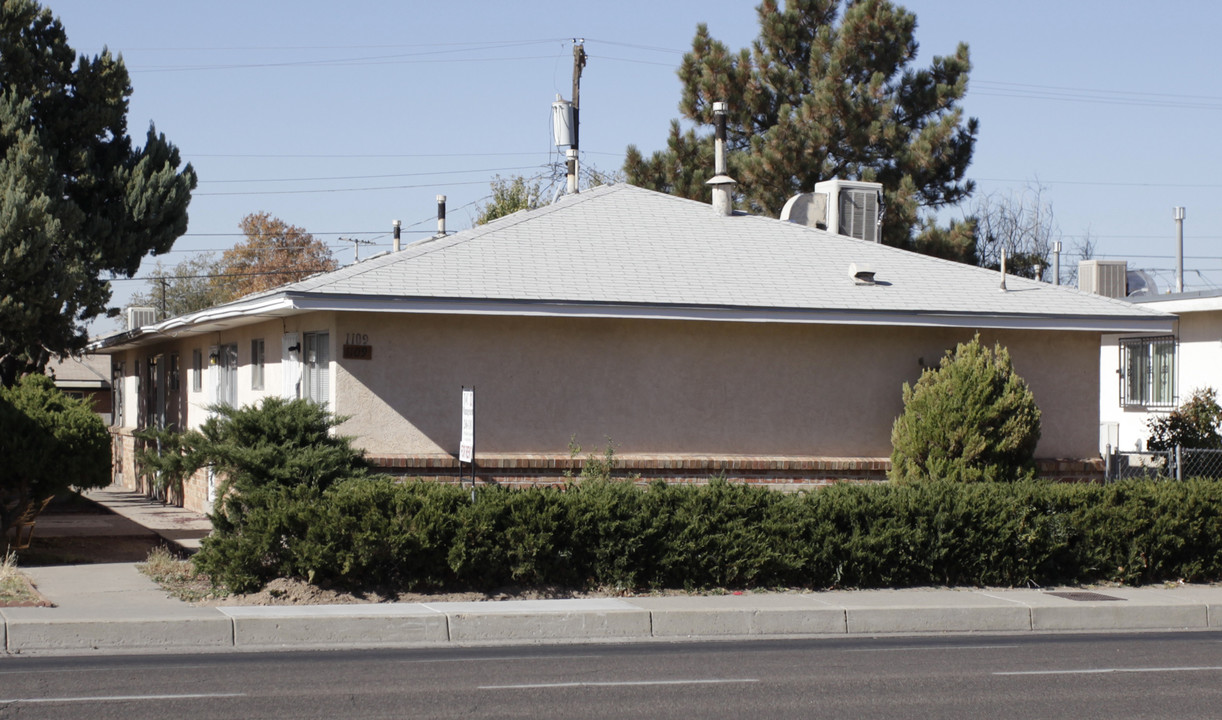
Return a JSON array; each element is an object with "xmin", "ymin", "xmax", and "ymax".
[{"xmin": 567, "ymin": 40, "xmax": 586, "ymax": 195}]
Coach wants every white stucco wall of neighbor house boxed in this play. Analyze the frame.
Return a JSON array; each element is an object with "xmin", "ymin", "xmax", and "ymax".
[
  {"xmin": 332, "ymin": 312, "xmax": 1102, "ymax": 461},
  {"xmin": 108, "ymin": 314, "xmax": 340, "ymax": 432},
  {"xmin": 1100, "ymin": 306, "xmax": 1222, "ymax": 453}
]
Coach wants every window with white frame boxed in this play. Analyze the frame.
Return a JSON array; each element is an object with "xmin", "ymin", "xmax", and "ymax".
[
  {"xmin": 1120, "ymin": 336, "xmax": 1176, "ymax": 408},
  {"xmin": 192, "ymin": 349, "xmax": 202, "ymax": 392},
  {"xmin": 302, "ymin": 331, "xmax": 329, "ymax": 405}
]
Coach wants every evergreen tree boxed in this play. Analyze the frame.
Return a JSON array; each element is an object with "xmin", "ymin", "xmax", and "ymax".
[
  {"xmin": 0, "ymin": 374, "xmax": 110, "ymax": 540},
  {"xmin": 890, "ymin": 335, "xmax": 1041, "ymax": 483},
  {"xmin": 625, "ymin": 0, "xmax": 978, "ymax": 261},
  {"xmin": 0, "ymin": 0, "xmax": 196, "ymax": 386}
]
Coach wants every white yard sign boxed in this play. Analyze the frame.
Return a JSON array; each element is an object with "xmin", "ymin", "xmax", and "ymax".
[{"xmin": 459, "ymin": 387, "xmax": 474, "ymax": 463}]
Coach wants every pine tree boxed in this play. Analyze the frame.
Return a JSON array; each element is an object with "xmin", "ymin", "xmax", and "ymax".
[
  {"xmin": 890, "ymin": 335, "xmax": 1041, "ymax": 483},
  {"xmin": 0, "ymin": 0, "xmax": 196, "ymax": 386},
  {"xmin": 625, "ymin": 0, "xmax": 978, "ymax": 261}
]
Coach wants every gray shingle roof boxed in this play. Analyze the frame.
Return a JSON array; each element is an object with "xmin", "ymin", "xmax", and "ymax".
[
  {"xmin": 130, "ymin": 184, "xmax": 1167, "ymax": 342},
  {"xmin": 261, "ymin": 183, "xmax": 1166, "ymax": 329}
]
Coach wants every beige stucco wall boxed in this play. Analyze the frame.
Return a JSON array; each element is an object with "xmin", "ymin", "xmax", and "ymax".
[{"xmin": 333, "ymin": 313, "xmax": 1101, "ymax": 460}]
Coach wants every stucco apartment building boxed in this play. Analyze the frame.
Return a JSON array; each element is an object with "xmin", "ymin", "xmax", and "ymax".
[
  {"xmin": 93, "ymin": 184, "xmax": 1171, "ymax": 512},
  {"xmin": 1099, "ymin": 289, "xmax": 1222, "ymax": 453}
]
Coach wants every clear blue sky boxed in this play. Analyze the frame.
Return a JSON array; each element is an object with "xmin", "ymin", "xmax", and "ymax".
[{"xmin": 47, "ymin": 1, "xmax": 1222, "ymax": 336}]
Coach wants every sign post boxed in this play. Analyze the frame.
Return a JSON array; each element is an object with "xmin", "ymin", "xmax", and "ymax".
[{"xmin": 459, "ymin": 386, "xmax": 475, "ymax": 492}]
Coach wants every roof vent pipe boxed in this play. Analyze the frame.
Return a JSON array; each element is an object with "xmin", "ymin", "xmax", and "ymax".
[
  {"xmin": 705, "ymin": 101, "xmax": 736, "ymax": 216},
  {"xmin": 999, "ymin": 248, "xmax": 1008, "ymax": 292},
  {"xmin": 437, "ymin": 195, "xmax": 447, "ymax": 237},
  {"xmin": 1174, "ymin": 206, "xmax": 1185, "ymax": 293},
  {"xmin": 393, "ymin": 219, "xmax": 402, "ymax": 252}
]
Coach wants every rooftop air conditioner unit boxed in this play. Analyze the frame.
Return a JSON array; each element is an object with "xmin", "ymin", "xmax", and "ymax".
[
  {"xmin": 1077, "ymin": 260, "xmax": 1127, "ymax": 299},
  {"xmin": 781, "ymin": 179, "xmax": 883, "ymax": 243},
  {"xmin": 126, "ymin": 306, "xmax": 157, "ymax": 330}
]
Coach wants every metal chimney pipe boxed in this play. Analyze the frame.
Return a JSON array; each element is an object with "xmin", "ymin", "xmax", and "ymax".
[
  {"xmin": 999, "ymin": 248, "xmax": 1008, "ymax": 291},
  {"xmin": 1052, "ymin": 240, "xmax": 1062, "ymax": 286},
  {"xmin": 566, "ymin": 149, "xmax": 579, "ymax": 195},
  {"xmin": 714, "ymin": 102, "xmax": 728, "ymax": 175},
  {"xmin": 437, "ymin": 195, "xmax": 447, "ymax": 236},
  {"xmin": 393, "ymin": 219, "xmax": 401, "ymax": 252},
  {"xmin": 706, "ymin": 101, "xmax": 736, "ymax": 217},
  {"xmin": 1174, "ymin": 206, "xmax": 1185, "ymax": 292}
]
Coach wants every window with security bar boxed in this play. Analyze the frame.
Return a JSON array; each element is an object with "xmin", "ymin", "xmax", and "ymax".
[{"xmin": 1119, "ymin": 336, "xmax": 1176, "ymax": 408}]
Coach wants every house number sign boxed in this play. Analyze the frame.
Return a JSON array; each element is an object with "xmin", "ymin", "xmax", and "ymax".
[{"xmin": 342, "ymin": 333, "xmax": 372, "ymax": 360}]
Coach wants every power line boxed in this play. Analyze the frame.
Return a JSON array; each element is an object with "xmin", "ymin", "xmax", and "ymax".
[
  {"xmin": 133, "ymin": 53, "xmax": 562, "ymax": 73},
  {"xmin": 974, "ymin": 177, "xmax": 1222, "ymax": 189},
  {"xmin": 196, "ymin": 164, "xmax": 546, "ymax": 184},
  {"xmin": 189, "ymin": 151, "xmax": 543, "ymax": 159},
  {"xmin": 194, "ymin": 178, "xmax": 498, "ymax": 197}
]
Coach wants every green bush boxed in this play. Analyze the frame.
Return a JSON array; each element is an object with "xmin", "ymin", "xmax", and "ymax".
[
  {"xmin": 188, "ymin": 397, "xmax": 382, "ymax": 591},
  {"xmin": 890, "ymin": 335, "xmax": 1041, "ymax": 483},
  {"xmin": 193, "ymin": 397, "xmax": 372, "ymax": 495},
  {"xmin": 194, "ymin": 477, "xmax": 1222, "ymax": 595},
  {"xmin": 1147, "ymin": 387, "xmax": 1222, "ymax": 451},
  {"xmin": 0, "ymin": 375, "xmax": 110, "ymax": 540}
]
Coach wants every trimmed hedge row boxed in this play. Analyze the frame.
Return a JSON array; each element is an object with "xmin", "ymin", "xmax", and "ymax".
[{"xmin": 193, "ymin": 478, "xmax": 1222, "ymax": 594}]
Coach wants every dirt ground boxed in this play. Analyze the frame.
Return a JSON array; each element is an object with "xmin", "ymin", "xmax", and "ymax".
[{"xmin": 197, "ymin": 577, "xmax": 636, "ymax": 607}]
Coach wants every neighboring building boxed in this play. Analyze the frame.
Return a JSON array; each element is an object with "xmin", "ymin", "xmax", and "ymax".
[
  {"xmin": 92, "ymin": 184, "xmax": 1171, "ymax": 511},
  {"xmin": 1099, "ymin": 289, "xmax": 1222, "ymax": 453},
  {"xmin": 46, "ymin": 354, "xmax": 113, "ymax": 425}
]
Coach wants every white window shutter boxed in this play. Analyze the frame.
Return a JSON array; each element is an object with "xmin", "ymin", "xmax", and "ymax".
[{"xmin": 282, "ymin": 333, "xmax": 301, "ymax": 400}]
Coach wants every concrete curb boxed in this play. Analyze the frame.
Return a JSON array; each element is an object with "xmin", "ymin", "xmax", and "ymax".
[{"xmin": 5, "ymin": 589, "xmax": 1222, "ymax": 654}]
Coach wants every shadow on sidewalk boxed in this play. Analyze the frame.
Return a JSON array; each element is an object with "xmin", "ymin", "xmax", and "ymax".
[{"xmin": 8, "ymin": 493, "xmax": 165, "ymax": 567}]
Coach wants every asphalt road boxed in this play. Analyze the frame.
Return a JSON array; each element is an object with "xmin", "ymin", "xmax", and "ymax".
[{"xmin": 2, "ymin": 632, "xmax": 1221, "ymax": 719}]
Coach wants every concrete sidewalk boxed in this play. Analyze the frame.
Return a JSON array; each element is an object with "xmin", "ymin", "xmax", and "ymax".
[
  {"xmin": 81, "ymin": 486, "xmax": 213, "ymax": 553},
  {"xmin": 3, "ymin": 487, "xmax": 1221, "ymax": 655}
]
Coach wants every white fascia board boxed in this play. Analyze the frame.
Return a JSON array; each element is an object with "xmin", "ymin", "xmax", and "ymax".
[
  {"xmin": 1139, "ymin": 296, "xmax": 1222, "ymax": 314},
  {"xmin": 285, "ymin": 294, "xmax": 1174, "ymax": 334},
  {"xmin": 155, "ymin": 295, "xmax": 297, "ymax": 332}
]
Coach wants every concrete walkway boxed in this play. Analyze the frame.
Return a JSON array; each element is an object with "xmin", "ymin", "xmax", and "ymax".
[{"xmin": 3, "ymin": 487, "xmax": 1222, "ymax": 655}]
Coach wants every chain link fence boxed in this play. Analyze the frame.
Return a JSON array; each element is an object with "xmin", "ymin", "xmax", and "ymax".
[{"xmin": 1105, "ymin": 447, "xmax": 1222, "ymax": 481}]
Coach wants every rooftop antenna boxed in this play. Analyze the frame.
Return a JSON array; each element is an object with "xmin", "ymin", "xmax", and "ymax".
[{"xmin": 340, "ymin": 236, "xmax": 375, "ymax": 261}]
